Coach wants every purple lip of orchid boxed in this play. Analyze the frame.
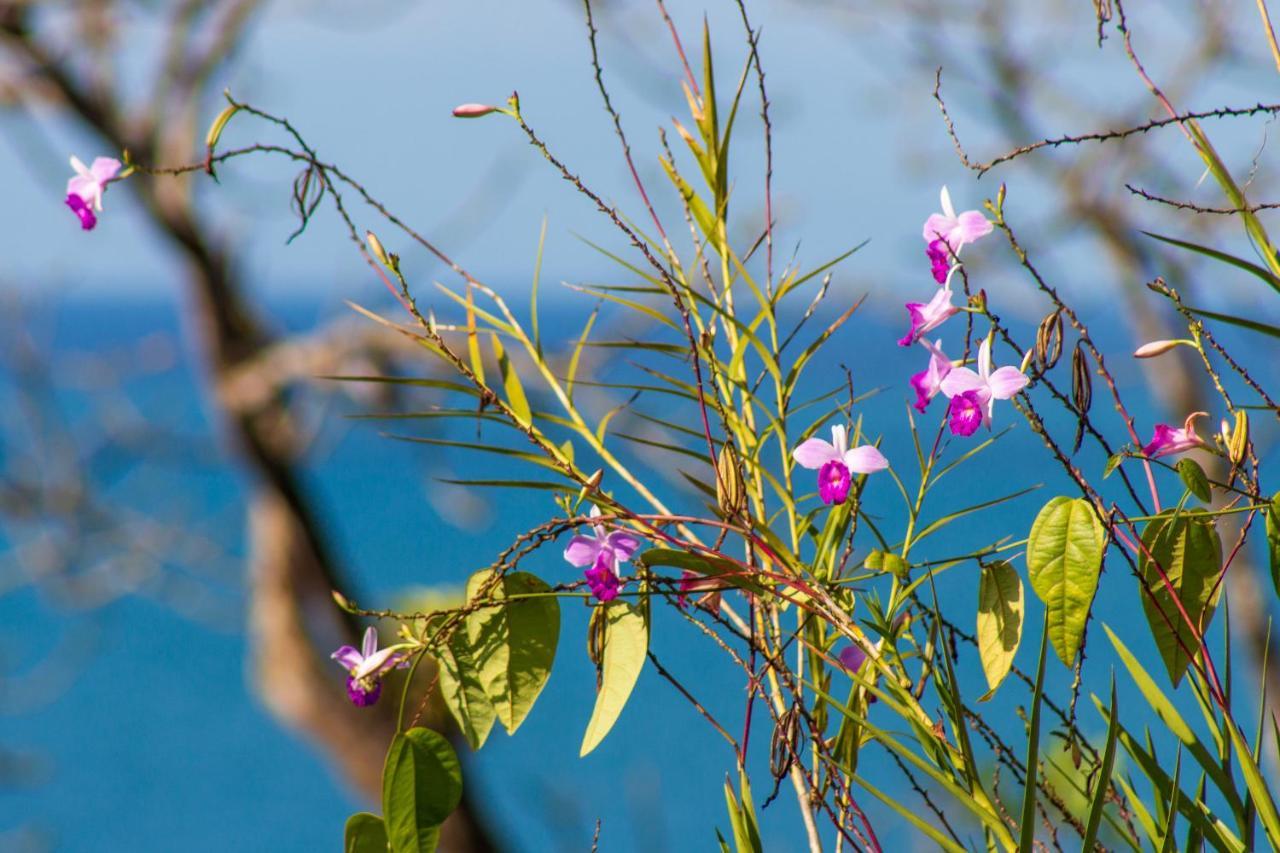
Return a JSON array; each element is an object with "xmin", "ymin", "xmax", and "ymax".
[
  {"xmin": 66, "ymin": 155, "xmax": 122, "ymax": 230},
  {"xmin": 564, "ymin": 505, "xmax": 642, "ymax": 603},
  {"xmin": 65, "ymin": 194, "xmax": 97, "ymax": 230},
  {"xmin": 583, "ymin": 553, "xmax": 621, "ymax": 602},
  {"xmin": 330, "ymin": 626, "xmax": 411, "ymax": 707},
  {"xmin": 792, "ymin": 425, "xmax": 889, "ymax": 505},
  {"xmin": 937, "ymin": 337, "xmax": 1029, "ymax": 433},
  {"xmin": 909, "ymin": 338, "xmax": 952, "ymax": 414},
  {"xmin": 1142, "ymin": 411, "xmax": 1209, "ymax": 459},
  {"xmin": 922, "ymin": 185, "xmax": 993, "ymax": 256},
  {"xmin": 898, "ymin": 285, "xmax": 959, "ymax": 347},
  {"xmin": 926, "ymin": 240, "xmax": 951, "ymax": 284}
]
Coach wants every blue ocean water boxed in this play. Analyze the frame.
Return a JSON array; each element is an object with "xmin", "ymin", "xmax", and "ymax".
[{"xmin": 0, "ymin": 294, "xmax": 1274, "ymax": 852}]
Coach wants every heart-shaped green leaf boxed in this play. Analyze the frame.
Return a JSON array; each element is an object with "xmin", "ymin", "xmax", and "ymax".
[
  {"xmin": 381, "ymin": 728, "xmax": 462, "ymax": 853},
  {"xmin": 580, "ymin": 599, "xmax": 648, "ymax": 756},
  {"xmin": 1026, "ymin": 497, "xmax": 1106, "ymax": 667},
  {"xmin": 1138, "ymin": 509, "xmax": 1223, "ymax": 686},
  {"xmin": 976, "ymin": 561, "xmax": 1024, "ymax": 697}
]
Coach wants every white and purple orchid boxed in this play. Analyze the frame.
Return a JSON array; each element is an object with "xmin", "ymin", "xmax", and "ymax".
[
  {"xmin": 898, "ymin": 285, "xmax": 960, "ymax": 347},
  {"xmin": 938, "ymin": 337, "xmax": 1029, "ymax": 437},
  {"xmin": 792, "ymin": 425, "xmax": 889, "ymax": 505},
  {"xmin": 564, "ymin": 505, "xmax": 642, "ymax": 602},
  {"xmin": 909, "ymin": 338, "xmax": 953, "ymax": 414},
  {"xmin": 1142, "ymin": 411, "xmax": 1208, "ymax": 459},
  {"xmin": 922, "ymin": 185, "xmax": 993, "ymax": 258},
  {"xmin": 331, "ymin": 626, "xmax": 412, "ymax": 707},
  {"xmin": 66, "ymin": 155, "xmax": 122, "ymax": 231}
]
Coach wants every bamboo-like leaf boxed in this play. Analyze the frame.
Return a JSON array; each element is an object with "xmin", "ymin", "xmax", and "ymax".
[
  {"xmin": 976, "ymin": 561, "xmax": 1023, "ymax": 698},
  {"xmin": 491, "ymin": 333, "xmax": 531, "ymax": 425},
  {"xmin": 1018, "ymin": 620, "xmax": 1049, "ymax": 851},
  {"xmin": 531, "ymin": 216, "xmax": 547, "ymax": 355},
  {"xmin": 1266, "ymin": 493, "xmax": 1280, "ymax": 598},
  {"xmin": 1082, "ymin": 679, "xmax": 1120, "ymax": 852},
  {"xmin": 1026, "ymin": 497, "xmax": 1106, "ymax": 667},
  {"xmin": 1142, "ymin": 231, "xmax": 1280, "ymax": 295},
  {"xmin": 581, "ymin": 599, "xmax": 648, "ymax": 756},
  {"xmin": 566, "ymin": 308, "xmax": 598, "ymax": 402},
  {"xmin": 1183, "ymin": 303, "xmax": 1280, "ymax": 340}
]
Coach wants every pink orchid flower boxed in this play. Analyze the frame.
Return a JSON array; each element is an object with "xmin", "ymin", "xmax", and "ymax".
[
  {"xmin": 898, "ymin": 285, "xmax": 959, "ymax": 347},
  {"xmin": 564, "ymin": 505, "xmax": 642, "ymax": 602},
  {"xmin": 792, "ymin": 424, "xmax": 889, "ymax": 505},
  {"xmin": 922, "ymin": 185, "xmax": 993, "ymax": 255},
  {"xmin": 1142, "ymin": 411, "xmax": 1208, "ymax": 459},
  {"xmin": 938, "ymin": 337, "xmax": 1029, "ymax": 436},
  {"xmin": 66, "ymin": 155, "xmax": 122, "ymax": 231},
  {"xmin": 331, "ymin": 626, "xmax": 412, "ymax": 707},
  {"xmin": 677, "ymin": 570, "xmax": 723, "ymax": 613},
  {"xmin": 909, "ymin": 338, "xmax": 952, "ymax": 413}
]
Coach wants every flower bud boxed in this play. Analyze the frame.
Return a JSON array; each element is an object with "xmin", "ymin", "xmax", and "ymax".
[
  {"xmin": 366, "ymin": 231, "xmax": 388, "ymax": 265},
  {"xmin": 205, "ymin": 103, "xmax": 240, "ymax": 150},
  {"xmin": 452, "ymin": 103, "xmax": 500, "ymax": 118},
  {"xmin": 1133, "ymin": 339, "xmax": 1185, "ymax": 358},
  {"xmin": 1229, "ymin": 410, "xmax": 1249, "ymax": 466}
]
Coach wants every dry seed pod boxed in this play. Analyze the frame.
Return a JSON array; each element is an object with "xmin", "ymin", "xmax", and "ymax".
[
  {"xmin": 587, "ymin": 606, "xmax": 607, "ymax": 668},
  {"xmin": 770, "ymin": 705, "xmax": 799, "ymax": 780},
  {"xmin": 1035, "ymin": 310, "xmax": 1064, "ymax": 370},
  {"xmin": 1071, "ymin": 343, "xmax": 1093, "ymax": 415}
]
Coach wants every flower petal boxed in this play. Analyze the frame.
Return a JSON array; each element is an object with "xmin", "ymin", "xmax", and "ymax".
[
  {"xmin": 922, "ymin": 212, "xmax": 955, "ymax": 243},
  {"xmin": 986, "ymin": 366, "xmax": 1029, "ymax": 400},
  {"xmin": 331, "ymin": 645, "xmax": 363, "ymax": 670},
  {"xmin": 792, "ymin": 438, "xmax": 840, "ymax": 469},
  {"xmin": 954, "ymin": 210, "xmax": 992, "ymax": 244},
  {"xmin": 90, "ymin": 157, "xmax": 122, "ymax": 183},
  {"xmin": 361, "ymin": 626, "xmax": 378, "ymax": 659},
  {"xmin": 605, "ymin": 531, "xmax": 642, "ymax": 563},
  {"xmin": 939, "ymin": 366, "xmax": 984, "ymax": 398},
  {"xmin": 564, "ymin": 535, "xmax": 603, "ymax": 567},
  {"xmin": 843, "ymin": 445, "xmax": 889, "ymax": 474},
  {"xmin": 939, "ymin": 185, "xmax": 956, "ymax": 219},
  {"xmin": 830, "ymin": 424, "xmax": 848, "ymax": 455},
  {"xmin": 977, "ymin": 337, "xmax": 992, "ymax": 379}
]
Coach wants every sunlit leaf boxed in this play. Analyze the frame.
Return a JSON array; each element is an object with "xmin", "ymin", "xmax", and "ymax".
[
  {"xmin": 435, "ymin": 631, "xmax": 497, "ymax": 751},
  {"xmin": 382, "ymin": 728, "xmax": 462, "ymax": 853},
  {"xmin": 581, "ymin": 599, "xmax": 648, "ymax": 756},
  {"xmin": 976, "ymin": 561, "xmax": 1023, "ymax": 698},
  {"xmin": 465, "ymin": 570, "xmax": 560, "ymax": 734},
  {"xmin": 344, "ymin": 813, "xmax": 388, "ymax": 853},
  {"xmin": 1026, "ymin": 497, "xmax": 1106, "ymax": 666}
]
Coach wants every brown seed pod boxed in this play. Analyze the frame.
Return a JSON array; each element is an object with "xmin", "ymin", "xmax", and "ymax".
[
  {"xmin": 587, "ymin": 606, "xmax": 607, "ymax": 669},
  {"xmin": 715, "ymin": 443, "xmax": 746, "ymax": 519},
  {"xmin": 770, "ymin": 704, "xmax": 799, "ymax": 781},
  {"xmin": 1035, "ymin": 310, "xmax": 1064, "ymax": 370},
  {"xmin": 1071, "ymin": 342, "xmax": 1093, "ymax": 415}
]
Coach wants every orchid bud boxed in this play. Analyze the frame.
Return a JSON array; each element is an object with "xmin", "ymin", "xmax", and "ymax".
[
  {"xmin": 1229, "ymin": 411, "xmax": 1249, "ymax": 466},
  {"xmin": 452, "ymin": 103, "xmax": 501, "ymax": 118},
  {"xmin": 365, "ymin": 231, "xmax": 389, "ymax": 267},
  {"xmin": 205, "ymin": 103, "xmax": 240, "ymax": 150},
  {"xmin": 1019, "ymin": 348, "xmax": 1034, "ymax": 374},
  {"xmin": 332, "ymin": 590, "xmax": 354, "ymax": 612},
  {"xmin": 1133, "ymin": 339, "xmax": 1185, "ymax": 358}
]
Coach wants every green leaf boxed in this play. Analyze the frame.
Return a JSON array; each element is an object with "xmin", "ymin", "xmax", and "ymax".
[
  {"xmin": 491, "ymin": 334, "xmax": 531, "ymax": 426},
  {"xmin": 976, "ymin": 561, "xmax": 1023, "ymax": 698},
  {"xmin": 723, "ymin": 770, "xmax": 764, "ymax": 853},
  {"xmin": 1103, "ymin": 452, "xmax": 1125, "ymax": 479},
  {"xmin": 464, "ymin": 570, "xmax": 560, "ymax": 734},
  {"xmin": 1026, "ymin": 497, "xmax": 1106, "ymax": 666},
  {"xmin": 435, "ymin": 631, "xmax": 497, "ymax": 750},
  {"xmin": 1183, "ymin": 303, "xmax": 1280, "ymax": 340},
  {"xmin": 581, "ymin": 599, "xmax": 648, "ymax": 756},
  {"xmin": 1176, "ymin": 459, "xmax": 1212, "ymax": 503},
  {"xmin": 344, "ymin": 813, "xmax": 388, "ymax": 853},
  {"xmin": 1018, "ymin": 619, "xmax": 1050, "ymax": 852},
  {"xmin": 1266, "ymin": 494, "xmax": 1280, "ymax": 599},
  {"xmin": 1082, "ymin": 680, "xmax": 1120, "ymax": 852},
  {"xmin": 1142, "ymin": 231, "xmax": 1280, "ymax": 295},
  {"xmin": 1138, "ymin": 510, "xmax": 1224, "ymax": 686},
  {"xmin": 381, "ymin": 728, "xmax": 462, "ymax": 853},
  {"xmin": 864, "ymin": 549, "xmax": 907, "ymax": 578}
]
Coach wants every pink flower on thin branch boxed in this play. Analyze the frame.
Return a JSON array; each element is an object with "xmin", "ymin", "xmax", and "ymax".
[
  {"xmin": 909, "ymin": 338, "xmax": 952, "ymax": 413},
  {"xmin": 452, "ymin": 103, "xmax": 502, "ymax": 118},
  {"xmin": 897, "ymin": 285, "xmax": 959, "ymax": 347},
  {"xmin": 922, "ymin": 185, "xmax": 992, "ymax": 255},
  {"xmin": 792, "ymin": 424, "xmax": 889, "ymax": 505},
  {"xmin": 330, "ymin": 626, "xmax": 411, "ymax": 707},
  {"xmin": 938, "ymin": 337, "xmax": 1029, "ymax": 435},
  {"xmin": 564, "ymin": 505, "xmax": 642, "ymax": 602},
  {"xmin": 66, "ymin": 155, "xmax": 122, "ymax": 231},
  {"xmin": 1142, "ymin": 411, "xmax": 1208, "ymax": 459}
]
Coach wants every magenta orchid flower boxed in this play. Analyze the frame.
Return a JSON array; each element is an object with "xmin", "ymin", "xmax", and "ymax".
[
  {"xmin": 922, "ymin": 185, "xmax": 992, "ymax": 256},
  {"xmin": 564, "ymin": 505, "xmax": 642, "ymax": 602},
  {"xmin": 898, "ymin": 285, "xmax": 959, "ymax": 347},
  {"xmin": 66, "ymin": 155, "xmax": 122, "ymax": 231},
  {"xmin": 792, "ymin": 424, "xmax": 889, "ymax": 505},
  {"xmin": 909, "ymin": 338, "xmax": 952, "ymax": 413},
  {"xmin": 331, "ymin": 626, "xmax": 412, "ymax": 707},
  {"xmin": 926, "ymin": 240, "xmax": 951, "ymax": 284},
  {"xmin": 1142, "ymin": 411, "xmax": 1208, "ymax": 459},
  {"xmin": 938, "ymin": 337, "xmax": 1029, "ymax": 436}
]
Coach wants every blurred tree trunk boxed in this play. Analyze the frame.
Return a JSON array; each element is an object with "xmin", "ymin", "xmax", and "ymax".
[{"xmin": 0, "ymin": 4, "xmax": 496, "ymax": 847}]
